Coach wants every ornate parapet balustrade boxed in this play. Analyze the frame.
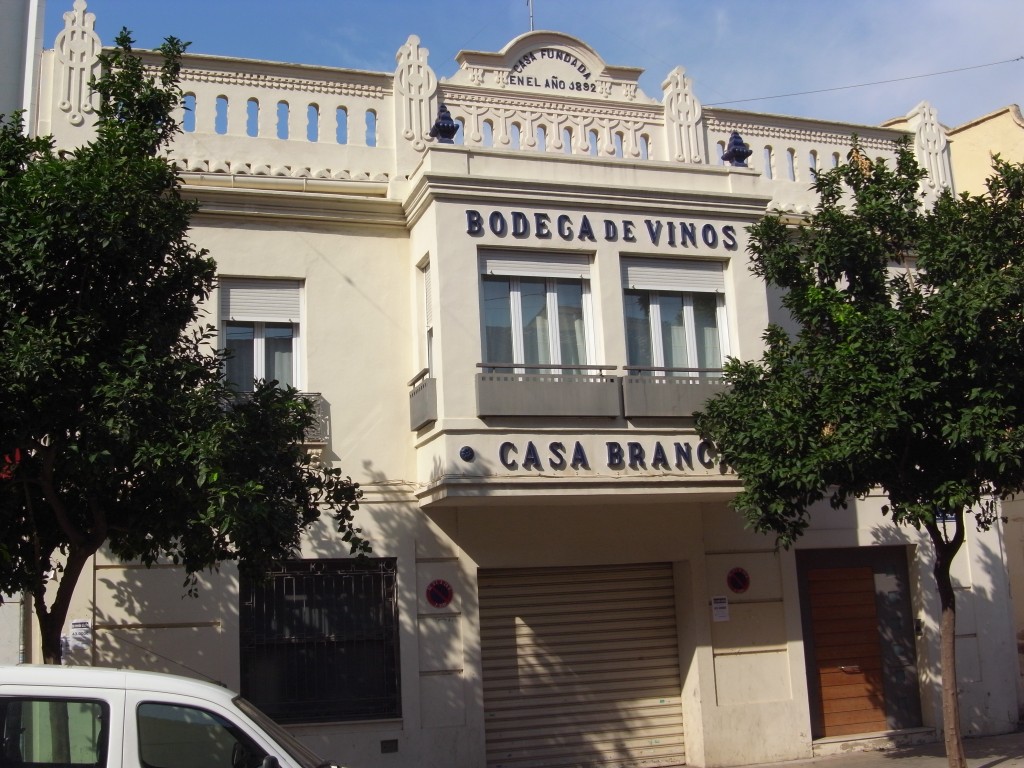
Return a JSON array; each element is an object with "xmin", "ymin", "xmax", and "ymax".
[
  {"xmin": 705, "ymin": 109, "xmax": 911, "ymax": 213},
  {"xmin": 36, "ymin": 2, "xmax": 951, "ymax": 208},
  {"xmin": 438, "ymin": 84, "xmax": 665, "ymax": 161},
  {"xmin": 166, "ymin": 53, "xmax": 394, "ymax": 183},
  {"xmin": 36, "ymin": 2, "xmax": 397, "ymax": 186}
]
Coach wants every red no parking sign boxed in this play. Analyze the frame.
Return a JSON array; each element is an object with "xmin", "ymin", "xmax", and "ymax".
[{"xmin": 426, "ymin": 579, "xmax": 454, "ymax": 608}]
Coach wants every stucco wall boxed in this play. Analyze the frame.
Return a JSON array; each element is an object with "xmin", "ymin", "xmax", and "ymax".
[{"xmin": 949, "ymin": 106, "xmax": 1024, "ymax": 196}]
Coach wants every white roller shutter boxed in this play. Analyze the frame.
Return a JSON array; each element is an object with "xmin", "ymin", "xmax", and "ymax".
[
  {"xmin": 479, "ymin": 564, "xmax": 686, "ymax": 768},
  {"xmin": 621, "ymin": 258, "xmax": 724, "ymax": 293},
  {"xmin": 480, "ymin": 251, "xmax": 591, "ymax": 280},
  {"xmin": 219, "ymin": 278, "xmax": 301, "ymax": 322}
]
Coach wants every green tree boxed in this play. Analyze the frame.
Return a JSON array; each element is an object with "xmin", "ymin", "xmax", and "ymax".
[
  {"xmin": 0, "ymin": 32, "xmax": 368, "ymax": 665},
  {"xmin": 696, "ymin": 142, "xmax": 1024, "ymax": 768}
]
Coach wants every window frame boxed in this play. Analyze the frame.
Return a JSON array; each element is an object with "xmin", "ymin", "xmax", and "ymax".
[
  {"xmin": 479, "ymin": 251, "xmax": 596, "ymax": 373},
  {"xmin": 224, "ymin": 320, "xmax": 299, "ymax": 390},
  {"xmin": 421, "ymin": 261, "xmax": 434, "ymax": 377},
  {"xmin": 621, "ymin": 258, "xmax": 730, "ymax": 377},
  {"xmin": 238, "ymin": 558, "xmax": 401, "ymax": 725},
  {"xmin": 0, "ymin": 696, "xmax": 110, "ymax": 767},
  {"xmin": 135, "ymin": 701, "xmax": 267, "ymax": 768},
  {"xmin": 624, "ymin": 288, "xmax": 728, "ymax": 375},
  {"xmin": 219, "ymin": 278, "xmax": 303, "ymax": 391}
]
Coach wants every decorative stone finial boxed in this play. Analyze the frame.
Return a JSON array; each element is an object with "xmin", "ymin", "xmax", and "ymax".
[
  {"xmin": 663, "ymin": 66, "xmax": 705, "ymax": 163},
  {"xmin": 55, "ymin": 0, "xmax": 102, "ymax": 127},
  {"xmin": 429, "ymin": 104, "xmax": 459, "ymax": 144},
  {"xmin": 722, "ymin": 131, "xmax": 752, "ymax": 167}
]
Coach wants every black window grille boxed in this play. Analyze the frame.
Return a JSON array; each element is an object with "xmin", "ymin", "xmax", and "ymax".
[{"xmin": 239, "ymin": 558, "xmax": 401, "ymax": 723}]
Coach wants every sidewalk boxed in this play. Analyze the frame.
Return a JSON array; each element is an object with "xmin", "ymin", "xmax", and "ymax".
[{"xmin": 744, "ymin": 732, "xmax": 1024, "ymax": 768}]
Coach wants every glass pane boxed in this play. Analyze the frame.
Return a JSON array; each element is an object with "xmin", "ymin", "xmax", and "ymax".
[
  {"xmin": 692, "ymin": 293, "xmax": 722, "ymax": 374},
  {"xmin": 225, "ymin": 322, "xmax": 255, "ymax": 391},
  {"xmin": 555, "ymin": 279, "xmax": 587, "ymax": 367},
  {"xmin": 264, "ymin": 322, "xmax": 294, "ymax": 388},
  {"xmin": 659, "ymin": 293, "xmax": 690, "ymax": 372},
  {"xmin": 519, "ymin": 277, "xmax": 550, "ymax": 366},
  {"xmin": 137, "ymin": 702, "xmax": 266, "ymax": 768},
  {"xmin": 0, "ymin": 698, "xmax": 107, "ymax": 765},
  {"xmin": 623, "ymin": 290, "xmax": 653, "ymax": 372},
  {"xmin": 482, "ymin": 277, "xmax": 514, "ymax": 364}
]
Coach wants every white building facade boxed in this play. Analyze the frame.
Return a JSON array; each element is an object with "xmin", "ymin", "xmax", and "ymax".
[
  {"xmin": 0, "ymin": 0, "xmax": 44, "ymax": 123},
  {"xmin": 15, "ymin": 3, "xmax": 1022, "ymax": 767},
  {"xmin": 0, "ymin": 0, "xmax": 46, "ymax": 669}
]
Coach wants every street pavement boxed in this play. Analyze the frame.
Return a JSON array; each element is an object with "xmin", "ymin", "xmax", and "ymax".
[{"xmin": 743, "ymin": 732, "xmax": 1024, "ymax": 768}]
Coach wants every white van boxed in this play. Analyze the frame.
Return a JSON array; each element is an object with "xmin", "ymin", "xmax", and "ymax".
[{"xmin": 0, "ymin": 665, "xmax": 341, "ymax": 768}]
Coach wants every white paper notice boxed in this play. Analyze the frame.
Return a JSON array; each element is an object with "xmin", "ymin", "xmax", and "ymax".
[
  {"xmin": 69, "ymin": 619, "xmax": 92, "ymax": 649},
  {"xmin": 711, "ymin": 596, "xmax": 730, "ymax": 622}
]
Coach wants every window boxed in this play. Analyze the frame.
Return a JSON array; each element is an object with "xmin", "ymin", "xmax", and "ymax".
[
  {"xmin": 622, "ymin": 258, "xmax": 728, "ymax": 376},
  {"xmin": 219, "ymin": 278, "xmax": 301, "ymax": 391},
  {"xmin": 137, "ymin": 702, "xmax": 266, "ymax": 768},
  {"xmin": 480, "ymin": 251, "xmax": 593, "ymax": 371},
  {"xmin": 0, "ymin": 697, "xmax": 108, "ymax": 767},
  {"xmin": 239, "ymin": 558, "xmax": 401, "ymax": 724},
  {"xmin": 422, "ymin": 262, "xmax": 433, "ymax": 376}
]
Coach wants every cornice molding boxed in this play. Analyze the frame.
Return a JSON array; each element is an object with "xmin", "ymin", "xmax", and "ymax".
[
  {"xmin": 180, "ymin": 178, "xmax": 406, "ymax": 227},
  {"xmin": 416, "ymin": 474, "xmax": 741, "ymax": 508},
  {"xmin": 402, "ymin": 168, "xmax": 771, "ymax": 229},
  {"xmin": 403, "ymin": 151, "xmax": 770, "ymax": 228},
  {"xmin": 173, "ymin": 156, "xmax": 391, "ymax": 184},
  {"xmin": 180, "ymin": 66, "xmax": 389, "ymax": 99},
  {"xmin": 707, "ymin": 109, "xmax": 908, "ymax": 151},
  {"xmin": 440, "ymin": 85, "xmax": 664, "ymax": 123}
]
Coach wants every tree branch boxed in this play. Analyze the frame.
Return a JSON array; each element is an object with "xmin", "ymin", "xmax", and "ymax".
[{"xmin": 38, "ymin": 439, "xmax": 87, "ymax": 550}]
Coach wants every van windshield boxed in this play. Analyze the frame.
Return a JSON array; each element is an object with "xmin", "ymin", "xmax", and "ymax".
[{"xmin": 233, "ymin": 696, "xmax": 334, "ymax": 768}]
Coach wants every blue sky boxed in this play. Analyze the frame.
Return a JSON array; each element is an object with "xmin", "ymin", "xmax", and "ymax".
[{"xmin": 44, "ymin": 0, "xmax": 1022, "ymax": 129}]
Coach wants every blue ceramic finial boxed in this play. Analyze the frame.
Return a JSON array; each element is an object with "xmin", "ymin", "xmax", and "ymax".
[
  {"xmin": 722, "ymin": 131, "xmax": 752, "ymax": 167},
  {"xmin": 429, "ymin": 104, "xmax": 459, "ymax": 144}
]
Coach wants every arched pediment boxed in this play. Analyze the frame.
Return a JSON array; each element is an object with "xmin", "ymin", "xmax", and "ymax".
[{"xmin": 448, "ymin": 30, "xmax": 653, "ymax": 103}]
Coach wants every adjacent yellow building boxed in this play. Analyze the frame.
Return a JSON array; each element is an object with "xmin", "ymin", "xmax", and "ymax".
[{"xmin": 949, "ymin": 104, "xmax": 1024, "ymax": 193}]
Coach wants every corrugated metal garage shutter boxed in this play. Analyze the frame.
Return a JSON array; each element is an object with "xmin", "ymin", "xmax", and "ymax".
[{"xmin": 479, "ymin": 564, "xmax": 686, "ymax": 768}]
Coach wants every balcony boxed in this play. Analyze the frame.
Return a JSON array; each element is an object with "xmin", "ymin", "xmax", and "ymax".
[
  {"xmin": 622, "ymin": 369, "xmax": 731, "ymax": 418},
  {"xmin": 407, "ymin": 367, "xmax": 731, "ymax": 427},
  {"xmin": 409, "ymin": 369, "xmax": 438, "ymax": 430},
  {"xmin": 476, "ymin": 364, "xmax": 621, "ymax": 418},
  {"xmin": 231, "ymin": 391, "xmax": 329, "ymax": 444},
  {"xmin": 297, "ymin": 392, "xmax": 330, "ymax": 444}
]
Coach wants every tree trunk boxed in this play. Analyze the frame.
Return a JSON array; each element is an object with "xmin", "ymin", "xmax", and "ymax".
[
  {"xmin": 34, "ymin": 592, "xmax": 65, "ymax": 665},
  {"xmin": 926, "ymin": 513, "xmax": 967, "ymax": 768},
  {"xmin": 33, "ymin": 546, "xmax": 95, "ymax": 665}
]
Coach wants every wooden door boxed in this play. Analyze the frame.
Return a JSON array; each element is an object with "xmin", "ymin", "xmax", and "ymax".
[{"xmin": 807, "ymin": 567, "xmax": 888, "ymax": 737}]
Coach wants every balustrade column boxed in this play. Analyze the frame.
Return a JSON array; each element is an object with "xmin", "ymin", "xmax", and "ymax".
[
  {"xmin": 288, "ymin": 101, "xmax": 304, "ymax": 142},
  {"xmin": 193, "ymin": 87, "xmax": 219, "ymax": 135},
  {"xmin": 226, "ymin": 96, "xmax": 248, "ymax": 137},
  {"xmin": 257, "ymin": 97, "xmax": 275, "ymax": 139}
]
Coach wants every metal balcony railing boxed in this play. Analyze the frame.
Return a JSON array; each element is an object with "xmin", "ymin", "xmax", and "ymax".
[
  {"xmin": 296, "ymin": 392, "xmax": 330, "ymax": 444},
  {"xmin": 621, "ymin": 368, "xmax": 730, "ymax": 418},
  {"xmin": 229, "ymin": 390, "xmax": 329, "ymax": 444},
  {"xmin": 476, "ymin": 363, "xmax": 621, "ymax": 418},
  {"xmin": 408, "ymin": 368, "xmax": 438, "ymax": 431},
  {"xmin": 406, "ymin": 366, "xmax": 732, "ymax": 428}
]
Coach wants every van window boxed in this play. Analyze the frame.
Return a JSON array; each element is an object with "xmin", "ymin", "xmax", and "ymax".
[
  {"xmin": 0, "ymin": 697, "xmax": 108, "ymax": 767},
  {"xmin": 136, "ymin": 703, "xmax": 266, "ymax": 768}
]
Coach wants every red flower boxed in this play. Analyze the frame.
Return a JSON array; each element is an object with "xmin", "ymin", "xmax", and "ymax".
[{"xmin": 0, "ymin": 448, "xmax": 21, "ymax": 480}]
